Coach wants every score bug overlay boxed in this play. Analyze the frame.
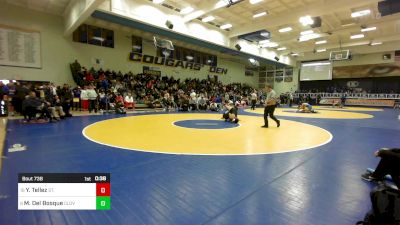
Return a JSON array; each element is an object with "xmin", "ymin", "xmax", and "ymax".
[{"xmin": 18, "ymin": 173, "xmax": 110, "ymax": 210}]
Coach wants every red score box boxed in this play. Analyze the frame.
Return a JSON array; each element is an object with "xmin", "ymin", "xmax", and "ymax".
[{"xmin": 96, "ymin": 183, "xmax": 110, "ymax": 196}]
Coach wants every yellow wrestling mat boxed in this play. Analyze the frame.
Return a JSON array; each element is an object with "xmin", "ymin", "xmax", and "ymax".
[
  {"xmin": 310, "ymin": 106, "xmax": 383, "ymax": 112},
  {"xmin": 83, "ymin": 114, "xmax": 332, "ymax": 155},
  {"xmin": 245, "ymin": 108, "xmax": 373, "ymax": 119}
]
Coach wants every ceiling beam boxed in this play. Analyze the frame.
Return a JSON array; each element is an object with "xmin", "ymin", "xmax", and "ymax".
[
  {"xmin": 299, "ymin": 40, "xmax": 400, "ymax": 60},
  {"xmin": 63, "ymin": 0, "xmax": 106, "ymax": 36},
  {"xmin": 285, "ymin": 33, "xmax": 400, "ymax": 55},
  {"xmin": 182, "ymin": 0, "xmax": 226, "ymax": 23},
  {"xmin": 273, "ymin": 13, "xmax": 400, "ymax": 50},
  {"xmin": 228, "ymin": 0, "xmax": 381, "ymax": 38}
]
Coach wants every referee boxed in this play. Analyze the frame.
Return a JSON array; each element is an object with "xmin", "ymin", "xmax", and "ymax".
[{"xmin": 261, "ymin": 85, "xmax": 280, "ymax": 128}]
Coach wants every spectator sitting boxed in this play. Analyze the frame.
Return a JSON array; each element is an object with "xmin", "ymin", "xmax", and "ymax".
[
  {"xmin": 198, "ymin": 96, "xmax": 207, "ymax": 110},
  {"xmin": 178, "ymin": 95, "xmax": 189, "ymax": 111},
  {"xmin": 115, "ymin": 97, "xmax": 126, "ymax": 114},
  {"xmin": 169, "ymin": 95, "xmax": 176, "ymax": 110},
  {"xmin": 215, "ymin": 95, "xmax": 222, "ymax": 109},
  {"xmin": 361, "ymin": 148, "xmax": 400, "ymax": 189},
  {"xmin": 239, "ymin": 96, "xmax": 247, "ymax": 108},
  {"xmin": 59, "ymin": 84, "xmax": 73, "ymax": 117},
  {"xmin": 209, "ymin": 102, "xmax": 219, "ymax": 112},
  {"xmin": 144, "ymin": 95, "xmax": 154, "ymax": 108},
  {"xmin": 161, "ymin": 92, "xmax": 171, "ymax": 112},
  {"xmin": 49, "ymin": 95, "xmax": 65, "ymax": 120},
  {"xmin": 124, "ymin": 92, "xmax": 135, "ymax": 110},
  {"xmin": 22, "ymin": 92, "xmax": 52, "ymax": 122}
]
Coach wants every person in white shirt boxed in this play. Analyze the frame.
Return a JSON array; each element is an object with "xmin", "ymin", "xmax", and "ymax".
[
  {"xmin": 198, "ymin": 96, "xmax": 207, "ymax": 110},
  {"xmin": 124, "ymin": 93, "xmax": 135, "ymax": 110},
  {"xmin": 86, "ymin": 86, "xmax": 98, "ymax": 113},
  {"xmin": 261, "ymin": 85, "xmax": 280, "ymax": 128},
  {"xmin": 251, "ymin": 91, "xmax": 257, "ymax": 110},
  {"xmin": 80, "ymin": 87, "xmax": 89, "ymax": 111},
  {"xmin": 189, "ymin": 90, "xmax": 197, "ymax": 111}
]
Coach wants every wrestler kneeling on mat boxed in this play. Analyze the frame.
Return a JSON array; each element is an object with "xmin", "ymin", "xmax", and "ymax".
[
  {"xmin": 297, "ymin": 102, "xmax": 317, "ymax": 113},
  {"xmin": 222, "ymin": 100, "xmax": 239, "ymax": 123}
]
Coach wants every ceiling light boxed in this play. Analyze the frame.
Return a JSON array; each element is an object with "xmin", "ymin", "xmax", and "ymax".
[
  {"xmin": 180, "ymin": 7, "xmax": 194, "ymax": 15},
  {"xmin": 261, "ymin": 42, "xmax": 278, "ymax": 48},
  {"xmin": 370, "ymin": 42, "xmax": 382, "ymax": 46},
  {"xmin": 299, "ymin": 15, "xmax": 314, "ymax": 26},
  {"xmin": 202, "ymin": 16, "xmax": 215, "ymax": 22},
  {"xmin": 316, "ymin": 49, "xmax": 326, "ymax": 52},
  {"xmin": 299, "ymin": 33, "xmax": 320, "ymax": 42},
  {"xmin": 341, "ymin": 19, "xmax": 356, "ymax": 27},
  {"xmin": 277, "ymin": 47, "xmax": 287, "ymax": 51},
  {"xmin": 361, "ymin": 27, "xmax": 376, "ymax": 32},
  {"xmin": 260, "ymin": 31, "xmax": 270, "ymax": 38},
  {"xmin": 302, "ymin": 62, "xmax": 331, "ymax": 67},
  {"xmin": 249, "ymin": 58, "xmax": 256, "ymax": 63},
  {"xmin": 153, "ymin": 0, "xmax": 165, "ymax": 4},
  {"xmin": 291, "ymin": 53, "xmax": 299, "ymax": 56},
  {"xmin": 342, "ymin": 23, "xmax": 355, "ymax": 27},
  {"xmin": 220, "ymin": 24, "xmax": 232, "ymax": 29},
  {"xmin": 300, "ymin": 30, "xmax": 313, "ymax": 35},
  {"xmin": 215, "ymin": 1, "xmax": 228, "ymax": 8},
  {"xmin": 250, "ymin": 0, "xmax": 263, "ymax": 4},
  {"xmin": 350, "ymin": 34, "xmax": 364, "ymax": 39},
  {"xmin": 315, "ymin": 40, "xmax": 327, "ymax": 44},
  {"xmin": 259, "ymin": 40, "xmax": 270, "ymax": 44},
  {"xmin": 253, "ymin": 12, "xmax": 267, "ymax": 18},
  {"xmin": 351, "ymin": 9, "xmax": 371, "ymax": 18},
  {"xmin": 279, "ymin": 27, "xmax": 292, "ymax": 33}
]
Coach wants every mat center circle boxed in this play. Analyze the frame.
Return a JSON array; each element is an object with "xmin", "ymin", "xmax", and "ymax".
[{"xmin": 173, "ymin": 119, "xmax": 239, "ymax": 129}]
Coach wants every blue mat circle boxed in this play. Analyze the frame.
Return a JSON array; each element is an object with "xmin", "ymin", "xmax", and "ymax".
[{"xmin": 173, "ymin": 119, "xmax": 239, "ymax": 129}]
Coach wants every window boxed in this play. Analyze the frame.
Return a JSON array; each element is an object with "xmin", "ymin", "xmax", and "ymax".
[
  {"xmin": 73, "ymin": 24, "xmax": 114, "ymax": 48},
  {"xmin": 131, "ymin": 35, "xmax": 142, "ymax": 53}
]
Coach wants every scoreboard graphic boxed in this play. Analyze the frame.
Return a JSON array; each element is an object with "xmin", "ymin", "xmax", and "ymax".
[{"xmin": 18, "ymin": 173, "xmax": 110, "ymax": 210}]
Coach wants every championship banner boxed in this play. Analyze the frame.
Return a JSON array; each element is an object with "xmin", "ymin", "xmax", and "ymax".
[{"xmin": 320, "ymin": 98, "xmax": 395, "ymax": 107}]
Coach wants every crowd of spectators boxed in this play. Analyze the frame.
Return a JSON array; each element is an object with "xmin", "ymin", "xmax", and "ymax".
[
  {"xmin": 0, "ymin": 62, "xmax": 262, "ymax": 122},
  {"xmin": 0, "ymin": 81, "xmax": 73, "ymax": 122},
  {"xmin": 68, "ymin": 61, "xmax": 258, "ymax": 112}
]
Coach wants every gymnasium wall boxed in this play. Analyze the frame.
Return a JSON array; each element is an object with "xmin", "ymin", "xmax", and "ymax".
[
  {"xmin": 272, "ymin": 67, "xmax": 300, "ymax": 95},
  {"xmin": 0, "ymin": 3, "xmax": 258, "ymax": 87},
  {"xmin": 332, "ymin": 52, "xmax": 395, "ymax": 67},
  {"xmin": 286, "ymin": 52, "xmax": 399, "ymax": 94},
  {"xmin": 0, "ymin": 4, "xmax": 75, "ymax": 85}
]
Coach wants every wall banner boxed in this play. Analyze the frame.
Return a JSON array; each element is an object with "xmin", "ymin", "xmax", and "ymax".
[
  {"xmin": 129, "ymin": 52, "xmax": 228, "ymax": 75},
  {"xmin": 320, "ymin": 98, "xmax": 395, "ymax": 107}
]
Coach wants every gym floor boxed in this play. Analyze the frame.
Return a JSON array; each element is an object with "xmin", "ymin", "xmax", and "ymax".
[{"xmin": 1, "ymin": 106, "xmax": 399, "ymax": 225}]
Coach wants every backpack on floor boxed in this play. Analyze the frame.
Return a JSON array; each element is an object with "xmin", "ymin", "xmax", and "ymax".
[{"xmin": 357, "ymin": 185, "xmax": 400, "ymax": 225}]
